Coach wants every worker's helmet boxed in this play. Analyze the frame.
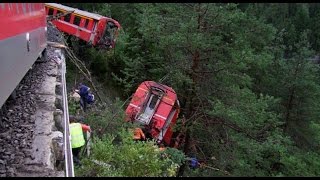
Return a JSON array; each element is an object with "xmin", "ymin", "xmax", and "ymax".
[{"xmin": 69, "ymin": 115, "xmax": 77, "ymax": 123}]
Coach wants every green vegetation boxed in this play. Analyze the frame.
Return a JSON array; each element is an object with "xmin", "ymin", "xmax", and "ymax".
[
  {"xmin": 65, "ymin": 3, "xmax": 320, "ymax": 177},
  {"xmin": 75, "ymin": 129, "xmax": 185, "ymax": 177}
]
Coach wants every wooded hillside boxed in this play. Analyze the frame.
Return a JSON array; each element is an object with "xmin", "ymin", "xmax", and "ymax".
[{"xmin": 64, "ymin": 3, "xmax": 320, "ymax": 176}]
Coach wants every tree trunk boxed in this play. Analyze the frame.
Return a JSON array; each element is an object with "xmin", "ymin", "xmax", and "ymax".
[
  {"xmin": 177, "ymin": 3, "xmax": 204, "ymax": 176},
  {"xmin": 284, "ymin": 87, "xmax": 295, "ymax": 133},
  {"xmin": 177, "ymin": 128, "xmax": 191, "ymax": 177}
]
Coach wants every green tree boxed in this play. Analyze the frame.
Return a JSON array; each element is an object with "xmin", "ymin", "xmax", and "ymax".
[
  {"xmin": 65, "ymin": 3, "xmax": 320, "ymax": 176},
  {"xmin": 75, "ymin": 129, "xmax": 186, "ymax": 177}
]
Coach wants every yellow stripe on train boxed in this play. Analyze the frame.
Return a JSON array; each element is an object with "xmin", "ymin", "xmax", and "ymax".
[{"xmin": 45, "ymin": 5, "xmax": 94, "ymax": 21}]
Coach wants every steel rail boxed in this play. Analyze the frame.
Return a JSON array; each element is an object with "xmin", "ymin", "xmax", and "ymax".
[{"xmin": 60, "ymin": 49, "xmax": 75, "ymax": 177}]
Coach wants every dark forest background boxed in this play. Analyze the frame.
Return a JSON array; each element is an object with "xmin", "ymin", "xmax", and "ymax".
[{"xmin": 64, "ymin": 3, "xmax": 320, "ymax": 176}]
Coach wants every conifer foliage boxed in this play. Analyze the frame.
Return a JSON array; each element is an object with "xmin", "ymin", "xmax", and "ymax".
[{"xmin": 65, "ymin": 3, "xmax": 320, "ymax": 176}]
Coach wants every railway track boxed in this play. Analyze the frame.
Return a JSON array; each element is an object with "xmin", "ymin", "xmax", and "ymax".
[{"xmin": 60, "ymin": 48, "xmax": 74, "ymax": 177}]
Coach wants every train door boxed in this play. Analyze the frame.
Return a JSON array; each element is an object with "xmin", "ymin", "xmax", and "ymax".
[{"xmin": 135, "ymin": 88, "xmax": 164, "ymax": 125}]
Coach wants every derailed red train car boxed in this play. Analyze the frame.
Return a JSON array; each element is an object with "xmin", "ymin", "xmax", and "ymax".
[
  {"xmin": 125, "ymin": 81, "xmax": 180, "ymax": 146},
  {"xmin": 0, "ymin": 3, "xmax": 47, "ymax": 108},
  {"xmin": 45, "ymin": 3, "xmax": 121, "ymax": 49}
]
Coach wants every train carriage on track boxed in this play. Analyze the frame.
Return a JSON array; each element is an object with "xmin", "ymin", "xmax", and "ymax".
[
  {"xmin": 0, "ymin": 3, "xmax": 47, "ymax": 108},
  {"xmin": 45, "ymin": 3, "xmax": 121, "ymax": 49},
  {"xmin": 125, "ymin": 81, "xmax": 181, "ymax": 146}
]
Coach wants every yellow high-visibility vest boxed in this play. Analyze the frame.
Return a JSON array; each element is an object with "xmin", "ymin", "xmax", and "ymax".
[{"xmin": 70, "ymin": 123, "xmax": 85, "ymax": 148}]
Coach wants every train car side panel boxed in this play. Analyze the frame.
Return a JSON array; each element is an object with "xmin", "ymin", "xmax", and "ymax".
[
  {"xmin": 125, "ymin": 81, "xmax": 181, "ymax": 146},
  {"xmin": 0, "ymin": 3, "xmax": 47, "ymax": 108},
  {"xmin": 50, "ymin": 20, "xmax": 92, "ymax": 42},
  {"xmin": 0, "ymin": 3, "xmax": 46, "ymax": 40}
]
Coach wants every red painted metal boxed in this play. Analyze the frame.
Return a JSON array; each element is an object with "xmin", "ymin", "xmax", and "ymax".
[
  {"xmin": 0, "ymin": 3, "xmax": 46, "ymax": 40},
  {"xmin": 0, "ymin": 3, "xmax": 47, "ymax": 108},
  {"xmin": 44, "ymin": 3, "xmax": 121, "ymax": 48},
  {"xmin": 125, "ymin": 81, "xmax": 180, "ymax": 146}
]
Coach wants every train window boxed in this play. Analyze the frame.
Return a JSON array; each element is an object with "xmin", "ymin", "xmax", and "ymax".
[
  {"xmin": 15, "ymin": 4, "xmax": 19, "ymax": 14},
  {"xmin": 48, "ymin": 8, "xmax": 54, "ymax": 16},
  {"xmin": 96, "ymin": 21, "xmax": 118, "ymax": 47},
  {"xmin": 92, "ymin": 21, "xmax": 97, "ymax": 31},
  {"xmin": 28, "ymin": 4, "xmax": 31, "ymax": 13},
  {"xmin": 84, "ymin": 19, "xmax": 89, "ymax": 29},
  {"xmin": 64, "ymin": 13, "xmax": 71, "ymax": 23},
  {"xmin": 22, "ymin": 3, "xmax": 27, "ymax": 14},
  {"xmin": 148, "ymin": 94, "xmax": 159, "ymax": 110},
  {"xmin": 57, "ymin": 10, "xmax": 62, "ymax": 16},
  {"xmin": 74, "ymin": 16, "xmax": 81, "ymax": 26},
  {"xmin": 100, "ymin": 21, "xmax": 118, "ymax": 46}
]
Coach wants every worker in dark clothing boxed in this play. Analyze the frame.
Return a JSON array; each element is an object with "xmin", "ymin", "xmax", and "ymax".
[
  {"xmin": 75, "ymin": 83, "xmax": 95, "ymax": 112},
  {"xmin": 69, "ymin": 116, "xmax": 91, "ymax": 166},
  {"xmin": 189, "ymin": 156, "xmax": 199, "ymax": 169},
  {"xmin": 75, "ymin": 83, "xmax": 89, "ymax": 111}
]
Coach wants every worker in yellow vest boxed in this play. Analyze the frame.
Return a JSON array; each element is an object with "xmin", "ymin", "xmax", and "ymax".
[{"xmin": 69, "ymin": 116, "xmax": 91, "ymax": 166}]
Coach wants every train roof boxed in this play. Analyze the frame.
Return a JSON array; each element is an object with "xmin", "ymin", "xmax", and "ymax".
[{"xmin": 45, "ymin": 3, "xmax": 104, "ymax": 20}]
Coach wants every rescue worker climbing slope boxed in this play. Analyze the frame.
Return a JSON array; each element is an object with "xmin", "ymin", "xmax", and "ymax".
[
  {"xmin": 75, "ymin": 83, "xmax": 95, "ymax": 112},
  {"xmin": 69, "ymin": 116, "xmax": 91, "ymax": 166}
]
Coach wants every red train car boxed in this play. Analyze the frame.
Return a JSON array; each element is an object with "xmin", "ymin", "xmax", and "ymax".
[
  {"xmin": 45, "ymin": 3, "xmax": 121, "ymax": 49},
  {"xmin": 125, "ymin": 81, "xmax": 180, "ymax": 146},
  {"xmin": 0, "ymin": 3, "xmax": 47, "ymax": 108}
]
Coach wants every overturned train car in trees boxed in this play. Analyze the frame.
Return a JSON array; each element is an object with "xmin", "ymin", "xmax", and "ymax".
[
  {"xmin": 45, "ymin": 3, "xmax": 121, "ymax": 49},
  {"xmin": 125, "ymin": 81, "xmax": 180, "ymax": 146}
]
